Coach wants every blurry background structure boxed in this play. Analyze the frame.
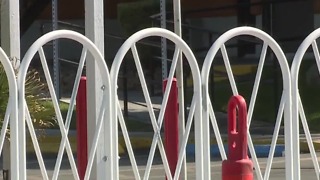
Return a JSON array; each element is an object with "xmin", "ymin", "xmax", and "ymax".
[{"xmin": 7, "ymin": 0, "xmax": 320, "ymax": 128}]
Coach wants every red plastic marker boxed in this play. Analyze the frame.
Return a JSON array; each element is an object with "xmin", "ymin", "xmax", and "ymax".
[
  {"xmin": 76, "ymin": 76, "xmax": 88, "ymax": 180},
  {"xmin": 163, "ymin": 78, "xmax": 179, "ymax": 179},
  {"xmin": 222, "ymin": 95, "xmax": 253, "ymax": 180}
]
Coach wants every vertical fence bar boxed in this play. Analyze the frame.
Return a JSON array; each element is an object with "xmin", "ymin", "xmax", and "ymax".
[
  {"xmin": 77, "ymin": 76, "xmax": 88, "ymax": 180},
  {"xmin": 163, "ymin": 78, "xmax": 179, "ymax": 179},
  {"xmin": 1, "ymin": 0, "xmax": 21, "ymax": 178},
  {"xmin": 173, "ymin": 0, "xmax": 187, "ymax": 178}
]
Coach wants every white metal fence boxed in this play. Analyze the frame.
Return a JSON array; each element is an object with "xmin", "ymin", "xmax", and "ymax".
[
  {"xmin": 0, "ymin": 27, "xmax": 319, "ymax": 179},
  {"xmin": 110, "ymin": 28, "xmax": 202, "ymax": 180},
  {"xmin": 201, "ymin": 27, "xmax": 292, "ymax": 180},
  {"xmin": 0, "ymin": 48, "xmax": 19, "ymax": 180},
  {"xmin": 17, "ymin": 30, "xmax": 111, "ymax": 180},
  {"xmin": 291, "ymin": 28, "xmax": 320, "ymax": 180}
]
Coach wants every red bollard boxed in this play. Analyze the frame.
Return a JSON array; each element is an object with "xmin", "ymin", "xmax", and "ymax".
[
  {"xmin": 76, "ymin": 76, "xmax": 88, "ymax": 180},
  {"xmin": 222, "ymin": 95, "xmax": 253, "ymax": 180},
  {"xmin": 163, "ymin": 78, "xmax": 179, "ymax": 178}
]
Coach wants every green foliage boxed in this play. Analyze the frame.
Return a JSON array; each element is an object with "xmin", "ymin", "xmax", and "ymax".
[
  {"xmin": 0, "ymin": 65, "xmax": 8, "ymax": 130},
  {"xmin": 25, "ymin": 69, "xmax": 56, "ymax": 128},
  {"xmin": 118, "ymin": 0, "xmax": 159, "ymax": 36},
  {"xmin": 42, "ymin": 101, "xmax": 76, "ymax": 130},
  {"xmin": 118, "ymin": 0, "xmax": 166, "ymax": 72},
  {"xmin": 0, "ymin": 65, "xmax": 56, "ymax": 134}
]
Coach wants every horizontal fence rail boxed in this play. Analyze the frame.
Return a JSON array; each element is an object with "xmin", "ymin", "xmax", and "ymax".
[{"xmin": 0, "ymin": 26, "xmax": 318, "ymax": 179}]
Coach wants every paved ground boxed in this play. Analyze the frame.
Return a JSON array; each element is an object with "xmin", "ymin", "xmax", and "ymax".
[{"xmin": 10, "ymin": 153, "xmax": 320, "ymax": 179}]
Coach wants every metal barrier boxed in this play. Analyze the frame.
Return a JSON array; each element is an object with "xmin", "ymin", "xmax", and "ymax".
[
  {"xmin": 291, "ymin": 28, "xmax": 320, "ymax": 180},
  {"xmin": 110, "ymin": 27, "xmax": 202, "ymax": 180},
  {"xmin": 0, "ymin": 48, "xmax": 19, "ymax": 180},
  {"xmin": 201, "ymin": 27, "xmax": 292, "ymax": 180},
  {"xmin": 0, "ymin": 26, "xmax": 319, "ymax": 179},
  {"xmin": 17, "ymin": 30, "xmax": 111, "ymax": 180}
]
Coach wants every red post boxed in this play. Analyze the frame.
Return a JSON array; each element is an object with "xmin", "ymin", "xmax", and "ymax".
[
  {"xmin": 163, "ymin": 78, "xmax": 179, "ymax": 178},
  {"xmin": 222, "ymin": 95, "xmax": 253, "ymax": 180},
  {"xmin": 76, "ymin": 76, "xmax": 88, "ymax": 180}
]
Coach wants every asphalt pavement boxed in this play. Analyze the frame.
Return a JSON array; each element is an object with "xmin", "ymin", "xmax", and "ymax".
[{"xmin": 11, "ymin": 153, "xmax": 320, "ymax": 179}]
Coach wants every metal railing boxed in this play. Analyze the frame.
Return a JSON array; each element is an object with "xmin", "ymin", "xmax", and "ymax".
[
  {"xmin": 17, "ymin": 30, "xmax": 112, "ymax": 179},
  {"xmin": 201, "ymin": 27, "xmax": 292, "ymax": 180},
  {"xmin": 291, "ymin": 28, "xmax": 320, "ymax": 180},
  {"xmin": 0, "ymin": 26, "xmax": 319, "ymax": 179}
]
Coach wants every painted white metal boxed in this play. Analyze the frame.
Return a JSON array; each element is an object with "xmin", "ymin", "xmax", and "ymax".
[
  {"xmin": 1, "ymin": 0, "xmax": 20, "ymax": 179},
  {"xmin": 291, "ymin": 27, "xmax": 320, "ymax": 180},
  {"xmin": 173, "ymin": 0, "xmax": 187, "ymax": 178},
  {"xmin": 201, "ymin": 26, "xmax": 292, "ymax": 180},
  {"xmin": 110, "ymin": 27, "xmax": 203, "ymax": 179},
  {"xmin": 17, "ymin": 30, "xmax": 111, "ymax": 180},
  {"xmin": 1, "ymin": 0, "xmax": 21, "ymax": 69},
  {"xmin": 1, "ymin": 24, "xmax": 318, "ymax": 180},
  {"xmin": 52, "ymin": 48, "xmax": 87, "ymax": 179},
  {"xmin": 84, "ymin": 0, "xmax": 109, "ymax": 178},
  {"xmin": 0, "ymin": 48, "xmax": 18, "ymax": 180}
]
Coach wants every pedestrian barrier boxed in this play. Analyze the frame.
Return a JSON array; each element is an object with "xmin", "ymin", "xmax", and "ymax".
[
  {"xmin": 201, "ymin": 27, "xmax": 292, "ymax": 180},
  {"xmin": 17, "ymin": 30, "xmax": 112, "ymax": 179},
  {"xmin": 0, "ymin": 26, "xmax": 319, "ymax": 179},
  {"xmin": 291, "ymin": 28, "xmax": 320, "ymax": 180},
  {"xmin": 0, "ymin": 48, "xmax": 19, "ymax": 180},
  {"xmin": 110, "ymin": 28, "xmax": 203, "ymax": 180}
]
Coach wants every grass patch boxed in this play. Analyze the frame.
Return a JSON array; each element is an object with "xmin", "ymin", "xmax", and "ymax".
[
  {"xmin": 26, "ymin": 134, "xmax": 320, "ymax": 155},
  {"xmin": 121, "ymin": 119, "xmax": 153, "ymax": 132},
  {"xmin": 26, "ymin": 136, "xmax": 77, "ymax": 154},
  {"xmin": 40, "ymin": 100, "xmax": 153, "ymax": 131},
  {"xmin": 39, "ymin": 100, "xmax": 77, "ymax": 130},
  {"xmin": 297, "ymin": 60, "xmax": 320, "ymax": 132},
  {"xmin": 26, "ymin": 134, "xmax": 126, "ymax": 155}
]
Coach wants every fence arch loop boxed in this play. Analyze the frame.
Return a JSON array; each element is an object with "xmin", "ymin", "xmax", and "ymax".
[
  {"xmin": 110, "ymin": 27, "xmax": 205, "ymax": 180},
  {"xmin": 111, "ymin": 27, "xmax": 201, "ymax": 87},
  {"xmin": 202, "ymin": 26, "xmax": 291, "ymax": 85},
  {"xmin": 291, "ymin": 28, "xmax": 320, "ymax": 81},
  {"xmin": 0, "ymin": 48, "xmax": 19, "ymax": 179},
  {"xmin": 291, "ymin": 27, "xmax": 320, "ymax": 180},
  {"xmin": 201, "ymin": 26, "xmax": 293, "ymax": 180},
  {"xmin": 17, "ymin": 30, "xmax": 112, "ymax": 180}
]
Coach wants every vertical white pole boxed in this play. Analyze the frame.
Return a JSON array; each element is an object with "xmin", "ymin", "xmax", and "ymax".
[
  {"xmin": 160, "ymin": 0, "xmax": 167, "ymax": 80},
  {"xmin": 85, "ymin": 0, "xmax": 112, "ymax": 179},
  {"xmin": 1, "ymin": 0, "xmax": 20, "ymax": 179},
  {"xmin": 172, "ymin": 0, "xmax": 187, "ymax": 179},
  {"xmin": 285, "ymin": 90, "xmax": 294, "ymax": 180},
  {"xmin": 1, "ymin": 0, "xmax": 20, "ymax": 69}
]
